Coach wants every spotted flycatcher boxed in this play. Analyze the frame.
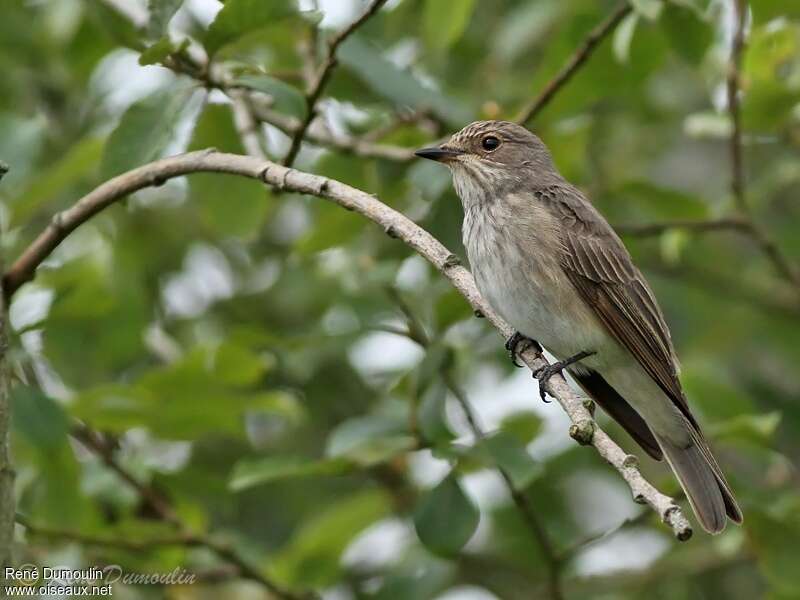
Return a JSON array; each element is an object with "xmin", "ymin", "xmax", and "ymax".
[{"xmin": 415, "ymin": 120, "xmax": 741, "ymax": 534}]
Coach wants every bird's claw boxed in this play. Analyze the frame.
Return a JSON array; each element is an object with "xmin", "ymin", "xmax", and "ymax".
[
  {"xmin": 505, "ymin": 332, "xmax": 542, "ymax": 367},
  {"xmin": 533, "ymin": 350, "xmax": 596, "ymax": 402}
]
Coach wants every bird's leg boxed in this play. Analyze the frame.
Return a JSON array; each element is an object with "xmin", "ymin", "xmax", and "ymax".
[
  {"xmin": 505, "ymin": 332, "xmax": 543, "ymax": 367},
  {"xmin": 533, "ymin": 350, "xmax": 596, "ymax": 402}
]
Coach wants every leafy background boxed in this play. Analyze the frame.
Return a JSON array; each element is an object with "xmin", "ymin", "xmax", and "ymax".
[{"xmin": 1, "ymin": 0, "xmax": 799, "ymax": 598}]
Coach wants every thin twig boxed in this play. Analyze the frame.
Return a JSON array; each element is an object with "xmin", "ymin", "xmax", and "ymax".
[
  {"xmin": 60, "ymin": 420, "xmax": 314, "ymax": 598},
  {"xmin": 230, "ymin": 91, "xmax": 269, "ymax": 159},
  {"xmin": 283, "ymin": 0, "xmax": 388, "ymax": 167},
  {"xmin": 724, "ymin": 0, "xmax": 800, "ymax": 291},
  {"xmin": 386, "ymin": 295, "xmax": 564, "ymax": 599},
  {"xmin": 566, "ymin": 547, "xmax": 753, "ymax": 596},
  {"xmin": 614, "ymin": 217, "xmax": 750, "ymax": 237},
  {"xmin": 441, "ymin": 369, "xmax": 564, "ymax": 600},
  {"xmin": 616, "ymin": 214, "xmax": 800, "ymax": 298},
  {"xmin": 19, "ymin": 516, "xmax": 314, "ymax": 600},
  {"xmin": 19, "ymin": 516, "xmax": 197, "ymax": 551},
  {"xmin": 2, "ymin": 150, "xmax": 692, "ymax": 541},
  {"xmin": 515, "ymin": 1, "xmax": 632, "ymax": 124},
  {"xmin": 251, "ymin": 103, "xmax": 415, "ymax": 161},
  {"xmin": 70, "ymin": 423, "xmax": 180, "ymax": 526},
  {"xmin": 743, "ymin": 223, "xmax": 800, "ymax": 289},
  {"xmin": 644, "ymin": 258, "xmax": 800, "ymax": 316},
  {"xmin": 127, "ymin": 16, "xmax": 416, "ymax": 163},
  {"xmin": 559, "ymin": 506, "xmax": 653, "ymax": 560},
  {"xmin": 0, "ymin": 158, "xmax": 12, "ymax": 571},
  {"xmin": 727, "ymin": 0, "xmax": 748, "ymax": 216}
]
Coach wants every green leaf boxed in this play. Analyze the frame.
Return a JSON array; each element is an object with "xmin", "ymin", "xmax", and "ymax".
[
  {"xmin": 434, "ymin": 288, "xmax": 473, "ymax": 330},
  {"xmin": 101, "ymin": 84, "xmax": 196, "ymax": 179},
  {"xmin": 229, "ymin": 456, "xmax": 352, "ymax": 491},
  {"xmin": 187, "ymin": 104, "xmax": 271, "ymax": 238},
  {"xmin": 272, "ymin": 490, "xmax": 391, "ymax": 586},
  {"xmin": 681, "ymin": 370, "xmax": 755, "ymax": 421},
  {"xmin": 338, "ymin": 35, "xmax": 472, "ymax": 125},
  {"xmin": 742, "ymin": 22, "xmax": 800, "ymax": 131},
  {"xmin": 683, "ymin": 111, "xmax": 733, "ymax": 139},
  {"xmin": 416, "ymin": 342, "xmax": 450, "ymax": 391},
  {"xmin": 231, "ymin": 74, "xmax": 307, "ymax": 119},
  {"xmin": 10, "ymin": 135, "xmax": 104, "ymax": 226},
  {"xmin": 295, "ymin": 201, "xmax": 365, "ymax": 254},
  {"xmin": 409, "ymin": 159, "xmax": 451, "ymax": 200},
  {"xmin": 500, "ymin": 411, "xmax": 543, "ymax": 445},
  {"xmin": 326, "ymin": 414, "xmax": 415, "ymax": 467},
  {"xmin": 138, "ymin": 37, "xmax": 178, "ymax": 66},
  {"xmin": 748, "ymin": 509, "xmax": 800, "ymax": 595},
  {"xmin": 660, "ymin": 3, "xmax": 712, "ymax": 65},
  {"xmin": 479, "ymin": 431, "xmax": 542, "ymax": 490},
  {"xmin": 613, "ymin": 13, "xmax": 638, "ymax": 64},
  {"xmin": 213, "ymin": 341, "xmax": 270, "ymax": 386},
  {"xmin": 11, "ymin": 385, "xmax": 85, "ymax": 525},
  {"xmin": 659, "ymin": 228, "xmax": 688, "ymax": 265},
  {"xmin": 419, "ymin": 380, "xmax": 455, "ymax": 444},
  {"xmin": 203, "ymin": 0, "xmax": 295, "ymax": 57},
  {"xmin": 41, "ymin": 259, "xmax": 150, "ymax": 387},
  {"xmin": 414, "ymin": 472, "xmax": 479, "ymax": 555},
  {"xmin": 11, "ymin": 385, "xmax": 69, "ymax": 451},
  {"xmin": 423, "ymin": 0, "xmax": 475, "ymax": 51},
  {"xmin": 72, "ymin": 349, "xmax": 304, "ymax": 438},
  {"xmin": 750, "ymin": 0, "xmax": 800, "ymax": 25},
  {"xmin": 146, "ymin": 0, "xmax": 183, "ymax": 39},
  {"xmin": 710, "ymin": 412, "xmax": 782, "ymax": 446},
  {"xmin": 85, "ymin": 2, "xmax": 144, "ymax": 51},
  {"xmin": 615, "ymin": 181, "xmax": 709, "ymax": 220},
  {"xmin": 631, "ymin": 0, "xmax": 663, "ymax": 20}
]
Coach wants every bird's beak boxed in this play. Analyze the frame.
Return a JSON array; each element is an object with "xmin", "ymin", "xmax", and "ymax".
[{"xmin": 414, "ymin": 146, "xmax": 463, "ymax": 162}]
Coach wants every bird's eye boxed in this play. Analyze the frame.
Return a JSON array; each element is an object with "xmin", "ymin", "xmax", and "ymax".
[{"xmin": 481, "ymin": 136, "xmax": 500, "ymax": 151}]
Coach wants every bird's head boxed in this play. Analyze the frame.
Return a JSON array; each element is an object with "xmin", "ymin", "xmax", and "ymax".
[{"xmin": 415, "ymin": 120, "xmax": 558, "ymax": 203}]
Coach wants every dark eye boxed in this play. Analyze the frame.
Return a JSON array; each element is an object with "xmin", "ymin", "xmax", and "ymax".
[{"xmin": 481, "ymin": 136, "xmax": 500, "ymax": 151}]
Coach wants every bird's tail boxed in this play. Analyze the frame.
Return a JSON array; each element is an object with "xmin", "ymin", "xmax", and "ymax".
[{"xmin": 655, "ymin": 428, "xmax": 743, "ymax": 534}]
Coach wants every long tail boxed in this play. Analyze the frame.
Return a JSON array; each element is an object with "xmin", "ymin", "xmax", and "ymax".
[{"xmin": 655, "ymin": 427, "xmax": 743, "ymax": 534}]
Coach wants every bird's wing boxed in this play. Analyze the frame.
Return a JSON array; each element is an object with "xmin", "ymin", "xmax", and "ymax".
[{"xmin": 540, "ymin": 184, "xmax": 698, "ymax": 428}]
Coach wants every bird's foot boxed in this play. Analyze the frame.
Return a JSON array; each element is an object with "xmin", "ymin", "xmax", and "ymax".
[
  {"xmin": 532, "ymin": 350, "xmax": 596, "ymax": 402},
  {"xmin": 505, "ymin": 332, "xmax": 543, "ymax": 367}
]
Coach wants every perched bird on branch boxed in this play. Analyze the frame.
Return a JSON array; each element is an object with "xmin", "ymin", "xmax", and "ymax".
[{"xmin": 415, "ymin": 120, "xmax": 742, "ymax": 534}]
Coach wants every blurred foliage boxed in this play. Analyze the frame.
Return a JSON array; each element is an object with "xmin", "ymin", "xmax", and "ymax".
[{"xmin": 0, "ymin": 0, "xmax": 799, "ymax": 599}]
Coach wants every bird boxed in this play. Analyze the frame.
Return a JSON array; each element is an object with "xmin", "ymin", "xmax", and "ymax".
[{"xmin": 415, "ymin": 120, "xmax": 742, "ymax": 534}]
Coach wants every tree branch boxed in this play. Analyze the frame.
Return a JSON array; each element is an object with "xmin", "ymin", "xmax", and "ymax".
[
  {"xmin": 282, "ymin": 0, "xmax": 388, "ymax": 167},
  {"xmin": 3, "ymin": 150, "xmax": 692, "ymax": 540},
  {"xmin": 514, "ymin": 1, "xmax": 632, "ymax": 124}
]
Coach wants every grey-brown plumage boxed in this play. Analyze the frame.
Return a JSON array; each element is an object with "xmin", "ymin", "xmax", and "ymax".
[{"xmin": 415, "ymin": 120, "xmax": 742, "ymax": 533}]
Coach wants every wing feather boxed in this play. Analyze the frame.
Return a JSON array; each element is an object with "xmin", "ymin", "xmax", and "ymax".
[{"xmin": 538, "ymin": 185, "xmax": 698, "ymax": 428}]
